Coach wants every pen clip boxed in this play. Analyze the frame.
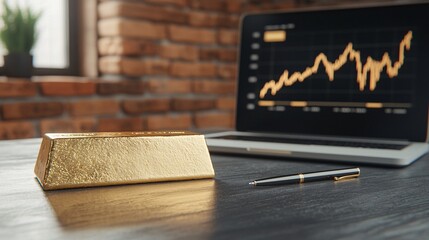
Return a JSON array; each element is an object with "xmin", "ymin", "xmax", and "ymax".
[{"xmin": 333, "ymin": 173, "xmax": 360, "ymax": 181}]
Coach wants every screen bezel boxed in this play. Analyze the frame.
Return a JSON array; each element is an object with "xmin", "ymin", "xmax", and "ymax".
[{"xmin": 235, "ymin": 2, "xmax": 429, "ymax": 142}]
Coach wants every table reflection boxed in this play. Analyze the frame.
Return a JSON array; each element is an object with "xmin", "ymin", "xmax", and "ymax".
[{"xmin": 45, "ymin": 179, "xmax": 216, "ymax": 230}]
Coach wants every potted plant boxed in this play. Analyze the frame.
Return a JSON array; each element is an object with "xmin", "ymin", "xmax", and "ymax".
[{"xmin": 0, "ymin": 2, "xmax": 40, "ymax": 78}]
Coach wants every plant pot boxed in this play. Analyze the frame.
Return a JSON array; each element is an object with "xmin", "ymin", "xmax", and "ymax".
[{"xmin": 3, "ymin": 53, "xmax": 33, "ymax": 78}]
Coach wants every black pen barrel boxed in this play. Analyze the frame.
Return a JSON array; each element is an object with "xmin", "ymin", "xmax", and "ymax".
[
  {"xmin": 254, "ymin": 175, "xmax": 302, "ymax": 186},
  {"xmin": 303, "ymin": 168, "xmax": 360, "ymax": 182},
  {"xmin": 252, "ymin": 167, "xmax": 360, "ymax": 186}
]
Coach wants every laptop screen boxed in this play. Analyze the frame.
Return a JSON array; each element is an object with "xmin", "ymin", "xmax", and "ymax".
[{"xmin": 236, "ymin": 3, "xmax": 429, "ymax": 142}]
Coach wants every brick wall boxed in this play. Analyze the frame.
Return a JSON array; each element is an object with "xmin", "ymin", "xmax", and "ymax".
[
  {"xmin": 97, "ymin": 0, "xmax": 245, "ymax": 138},
  {"xmin": 0, "ymin": 0, "xmax": 393, "ymax": 140},
  {"xmin": 0, "ymin": 76, "xmax": 237, "ymax": 139}
]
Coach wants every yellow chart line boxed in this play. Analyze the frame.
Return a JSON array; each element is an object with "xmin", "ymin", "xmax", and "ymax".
[
  {"xmin": 258, "ymin": 100, "xmax": 275, "ymax": 107},
  {"xmin": 290, "ymin": 101, "xmax": 308, "ymax": 107},
  {"xmin": 257, "ymin": 101, "xmax": 412, "ymax": 108},
  {"xmin": 259, "ymin": 31, "xmax": 413, "ymax": 98},
  {"xmin": 365, "ymin": 102, "xmax": 383, "ymax": 108}
]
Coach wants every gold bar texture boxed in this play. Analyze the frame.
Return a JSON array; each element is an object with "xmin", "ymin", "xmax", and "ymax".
[{"xmin": 34, "ymin": 131, "xmax": 215, "ymax": 190}]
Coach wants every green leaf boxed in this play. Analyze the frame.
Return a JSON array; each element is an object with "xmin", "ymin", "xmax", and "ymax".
[{"xmin": 0, "ymin": 1, "xmax": 41, "ymax": 54}]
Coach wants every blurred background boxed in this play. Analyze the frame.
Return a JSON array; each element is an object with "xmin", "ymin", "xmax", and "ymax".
[{"xmin": 0, "ymin": 0, "xmax": 417, "ymax": 140}]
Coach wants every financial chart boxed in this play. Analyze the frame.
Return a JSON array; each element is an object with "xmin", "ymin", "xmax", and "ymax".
[{"xmin": 243, "ymin": 26, "xmax": 417, "ymax": 115}]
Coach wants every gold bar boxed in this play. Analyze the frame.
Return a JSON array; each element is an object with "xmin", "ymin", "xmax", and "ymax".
[
  {"xmin": 263, "ymin": 30, "xmax": 286, "ymax": 42},
  {"xmin": 34, "ymin": 131, "xmax": 215, "ymax": 190}
]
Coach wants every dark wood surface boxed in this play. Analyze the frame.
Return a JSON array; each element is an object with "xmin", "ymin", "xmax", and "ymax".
[{"xmin": 1, "ymin": 138, "xmax": 429, "ymax": 239}]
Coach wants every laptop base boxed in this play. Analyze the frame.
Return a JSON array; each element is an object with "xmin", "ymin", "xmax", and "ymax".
[{"xmin": 206, "ymin": 131, "xmax": 429, "ymax": 167}]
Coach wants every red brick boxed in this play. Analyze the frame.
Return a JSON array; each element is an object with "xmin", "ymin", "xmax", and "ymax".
[
  {"xmin": 68, "ymin": 100, "xmax": 119, "ymax": 117},
  {"xmin": 0, "ymin": 80, "xmax": 37, "ymax": 98},
  {"xmin": 172, "ymin": 98, "xmax": 215, "ymax": 111},
  {"xmin": 122, "ymin": 59, "xmax": 145, "ymax": 76},
  {"xmin": 98, "ymin": 37, "xmax": 158, "ymax": 56},
  {"xmin": 98, "ymin": 18, "xmax": 166, "ymax": 40},
  {"xmin": 199, "ymin": 48, "xmax": 218, "ymax": 61},
  {"xmin": 122, "ymin": 99, "xmax": 170, "ymax": 115},
  {"xmin": 40, "ymin": 118, "xmax": 96, "ymax": 134},
  {"xmin": 146, "ymin": 114, "xmax": 192, "ymax": 130},
  {"xmin": 218, "ymin": 49, "xmax": 238, "ymax": 62},
  {"xmin": 97, "ymin": 80, "xmax": 146, "ymax": 95},
  {"xmin": 146, "ymin": 79, "xmax": 192, "ymax": 94},
  {"xmin": 193, "ymin": 81, "xmax": 235, "ymax": 94},
  {"xmin": 36, "ymin": 77, "xmax": 96, "ymax": 96},
  {"xmin": 188, "ymin": 12, "xmax": 219, "ymax": 27},
  {"xmin": 218, "ymin": 64, "xmax": 238, "ymax": 80},
  {"xmin": 97, "ymin": 81, "xmax": 123, "ymax": 95},
  {"xmin": 194, "ymin": 112, "xmax": 234, "ymax": 129},
  {"xmin": 122, "ymin": 59, "xmax": 169, "ymax": 76},
  {"xmin": 99, "ymin": 57, "xmax": 169, "ymax": 76},
  {"xmin": 2, "ymin": 102, "xmax": 63, "ymax": 120},
  {"xmin": 170, "ymin": 62, "xmax": 217, "ymax": 78},
  {"xmin": 159, "ymin": 44, "xmax": 199, "ymax": 61},
  {"xmin": 200, "ymin": 48, "xmax": 237, "ymax": 62},
  {"xmin": 244, "ymin": 1, "xmax": 296, "ymax": 12},
  {"xmin": 218, "ymin": 14, "xmax": 240, "ymax": 28},
  {"xmin": 225, "ymin": 0, "xmax": 243, "ymax": 13},
  {"xmin": 218, "ymin": 29, "xmax": 239, "ymax": 46},
  {"xmin": 0, "ymin": 121, "xmax": 35, "ymax": 140},
  {"xmin": 98, "ymin": 1, "xmax": 187, "ymax": 23},
  {"xmin": 217, "ymin": 97, "xmax": 236, "ymax": 110},
  {"xmin": 190, "ymin": 0, "xmax": 225, "ymax": 11},
  {"xmin": 144, "ymin": 0, "xmax": 188, "ymax": 7},
  {"xmin": 168, "ymin": 25, "xmax": 217, "ymax": 44},
  {"xmin": 98, "ymin": 117, "xmax": 145, "ymax": 132}
]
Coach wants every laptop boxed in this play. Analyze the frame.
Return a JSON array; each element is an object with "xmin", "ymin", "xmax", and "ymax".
[{"xmin": 205, "ymin": 2, "xmax": 429, "ymax": 167}]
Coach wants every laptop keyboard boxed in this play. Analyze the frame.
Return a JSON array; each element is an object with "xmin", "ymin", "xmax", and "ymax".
[{"xmin": 214, "ymin": 135, "xmax": 408, "ymax": 150}]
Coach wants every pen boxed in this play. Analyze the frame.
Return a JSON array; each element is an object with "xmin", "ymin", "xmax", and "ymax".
[{"xmin": 249, "ymin": 167, "xmax": 360, "ymax": 186}]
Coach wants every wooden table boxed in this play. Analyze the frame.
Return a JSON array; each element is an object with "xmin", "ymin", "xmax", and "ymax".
[{"xmin": 1, "ymin": 138, "xmax": 429, "ymax": 239}]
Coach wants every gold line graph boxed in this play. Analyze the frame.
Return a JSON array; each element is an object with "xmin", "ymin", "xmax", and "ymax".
[{"xmin": 259, "ymin": 31, "xmax": 413, "ymax": 98}]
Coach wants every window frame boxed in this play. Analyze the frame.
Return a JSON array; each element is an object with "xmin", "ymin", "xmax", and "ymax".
[{"xmin": 0, "ymin": 0, "xmax": 79, "ymax": 76}]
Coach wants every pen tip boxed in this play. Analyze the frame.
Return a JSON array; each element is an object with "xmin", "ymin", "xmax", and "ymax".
[{"xmin": 249, "ymin": 181, "xmax": 255, "ymax": 186}]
